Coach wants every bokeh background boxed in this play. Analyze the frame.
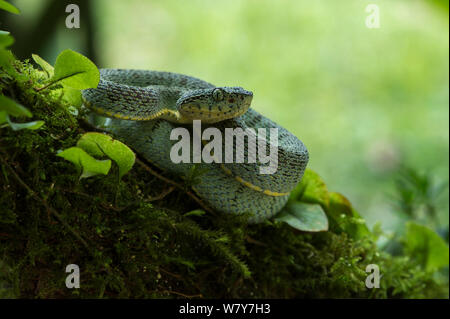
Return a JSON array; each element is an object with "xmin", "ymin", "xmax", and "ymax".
[{"xmin": 1, "ymin": 0, "xmax": 448, "ymax": 237}]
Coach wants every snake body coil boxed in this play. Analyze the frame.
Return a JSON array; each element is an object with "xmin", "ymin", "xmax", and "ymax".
[{"xmin": 82, "ymin": 69, "xmax": 309, "ymax": 223}]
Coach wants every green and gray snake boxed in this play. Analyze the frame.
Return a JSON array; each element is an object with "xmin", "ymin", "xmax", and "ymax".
[{"xmin": 82, "ymin": 69, "xmax": 308, "ymax": 223}]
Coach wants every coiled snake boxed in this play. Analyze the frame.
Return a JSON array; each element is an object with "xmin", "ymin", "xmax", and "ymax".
[{"xmin": 82, "ymin": 69, "xmax": 308, "ymax": 223}]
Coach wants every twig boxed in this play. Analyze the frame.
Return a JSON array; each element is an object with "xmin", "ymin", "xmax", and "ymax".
[
  {"xmin": 158, "ymin": 267, "xmax": 182, "ymax": 280},
  {"xmin": 0, "ymin": 154, "xmax": 91, "ymax": 252},
  {"xmin": 245, "ymin": 235, "xmax": 268, "ymax": 247},
  {"xmin": 164, "ymin": 290, "xmax": 203, "ymax": 299},
  {"xmin": 146, "ymin": 186, "xmax": 175, "ymax": 202},
  {"xmin": 34, "ymin": 71, "xmax": 85, "ymax": 92},
  {"xmin": 56, "ymin": 187, "xmax": 128, "ymax": 212},
  {"xmin": 56, "ymin": 187, "xmax": 97, "ymax": 199},
  {"xmin": 136, "ymin": 158, "xmax": 214, "ymax": 214}
]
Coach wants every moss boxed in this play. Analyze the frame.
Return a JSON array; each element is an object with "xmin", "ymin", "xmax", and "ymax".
[{"xmin": 0, "ymin": 58, "xmax": 447, "ymax": 299}]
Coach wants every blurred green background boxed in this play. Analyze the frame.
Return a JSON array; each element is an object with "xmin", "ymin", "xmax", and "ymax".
[{"xmin": 2, "ymin": 0, "xmax": 448, "ymax": 234}]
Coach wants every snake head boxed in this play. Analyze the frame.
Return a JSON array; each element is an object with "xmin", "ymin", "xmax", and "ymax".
[{"xmin": 176, "ymin": 87, "xmax": 253, "ymax": 123}]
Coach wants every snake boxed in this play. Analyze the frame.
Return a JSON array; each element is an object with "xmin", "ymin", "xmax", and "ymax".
[{"xmin": 82, "ymin": 69, "xmax": 309, "ymax": 223}]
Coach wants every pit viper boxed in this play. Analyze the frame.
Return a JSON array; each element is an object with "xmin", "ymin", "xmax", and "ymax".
[{"xmin": 82, "ymin": 69, "xmax": 309, "ymax": 223}]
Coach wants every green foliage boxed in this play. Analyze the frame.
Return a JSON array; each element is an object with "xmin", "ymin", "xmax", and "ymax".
[
  {"xmin": 0, "ymin": 49, "xmax": 16, "ymax": 75},
  {"xmin": 286, "ymin": 169, "xmax": 370, "ymax": 239},
  {"xmin": 276, "ymin": 169, "xmax": 329, "ymax": 232},
  {"xmin": 57, "ymin": 147, "xmax": 112, "ymax": 179},
  {"xmin": 0, "ymin": 0, "xmax": 19, "ymax": 14},
  {"xmin": 295, "ymin": 169, "xmax": 329, "ymax": 207},
  {"xmin": 276, "ymin": 202, "xmax": 328, "ymax": 232},
  {"xmin": 0, "ymin": 95, "xmax": 44, "ymax": 131},
  {"xmin": 403, "ymin": 222, "xmax": 449, "ymax": 272},
  {"xmin": 32, "ymin": 50, "xmax": 99, "ymax": 108},
  {"xmin": 77, "ymin": 132, "xmax": 135, "ymax": 179},
  {"xmin": 5, "ymin": 118, "xmax": 44, "ymax": 131},
  {"xmin": 32, "ymin": 54, "xmax": 81, "ymax": 106},
  {"xmin": 327, "ymin": 192, "xmax": 371, "ymax": 240},
  {"xmin": 0, "ymin": 31, "xmax": 14, "ymax": 48},
  {"xmin": 384, "ymin": 167, "xmax": 449, "ymax": 287},
  {"xmin": 32, "ymin": 54, "xmax": 54, "ymax": 77},
  {"xmin": 392, "ymin": 167, "xmax": 448, "ymax": 227},
  {"xmin": 58, "ymin": 132, "xmax": 136, "ymax": 180},
  {"xmin": 0, "ymin": 95, "xmax": 32, "ymax": 117},
  {"xmin": 430, "ymin": 0, "xmax": 449, "ymax": 11},
  {"xmin": 30, "ymin": 50, "xmax": 133, "ymax": 181},
  {"xmin": 184, "ymin": 209, "xmax": 207, "ymax": 217}
]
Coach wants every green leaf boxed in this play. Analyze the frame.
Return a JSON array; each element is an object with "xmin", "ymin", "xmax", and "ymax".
[
  {"xmin": 184, "ymin": 209, "xmax": 206, "ymax": 217},
  {"xmin": 287, "ymin": 179, "xmax": 306, "ymax": 205},
  {"xmin": 0, "ymin": 0, "xmax": 20, "ymax": 14},
  {"xmin": 404, "ymin": 222, "xmax": 449, "ymax": 272},
  {"xmin": 6, "ymin": 115, "xmax": 44, "ymax": 131},
  {"xmin": 276, "ymin": 202, "xmax": 328, "ymax": 232},
  {"xmin": 62, "ymin": 87, "xmax": 82, "ymax": 107},
  {"xmin": 77, "ymin": 132, "xmax": 135, "ymax": 179},
  {"xmin": 0, "ymin": 110, "xmax": 6, "ymax": 124},
  {"xmin": 32, "ymin": 54, "xmax": 54, "ymax": 77},
  {"xmin": 327, "ymin": 192, "xmax": 370, "ymax": 239},
  {"xmin": 288, "ymin": 169, "xmax": 370, "ymax": 237},
  {"xmin": 0, "ymin": 31, "xmax": 14, "ymax": 48},
  {"xmin": 0, "ymin": 96, "xmax": 44, "ymax": 131},
  {"xmin": 51, "ymin": 49, "xmax": 99, "ymax": 90},
  {"xmin": 57, "ymin": 147, "xmax": 111, "ymax": 179},
  {"xmin": 0, "ymin": 48, "xmax": 16, "ymax": 74},
  {"xmin": 297, "ymin": 169, "xmax": 330, "ymax": 208},
  {"xmin": 0, "ymin": 95, "xmax": 32, "ymax": 117}
]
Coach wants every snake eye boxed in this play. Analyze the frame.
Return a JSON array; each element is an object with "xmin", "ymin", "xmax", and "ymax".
[{"xmin": 212, "ymin": 88, "xmax": 224, "ymax": 102}]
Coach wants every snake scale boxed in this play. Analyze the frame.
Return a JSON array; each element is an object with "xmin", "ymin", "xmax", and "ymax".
[{"xmin": 82, "ymin": 69, "xmax": 309, "ymax": 223}]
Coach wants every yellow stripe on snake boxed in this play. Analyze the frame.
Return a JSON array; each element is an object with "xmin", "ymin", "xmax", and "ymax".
[{"xmin": 82, "ymin": 69, "xmax": 309, "ymax": 223}]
